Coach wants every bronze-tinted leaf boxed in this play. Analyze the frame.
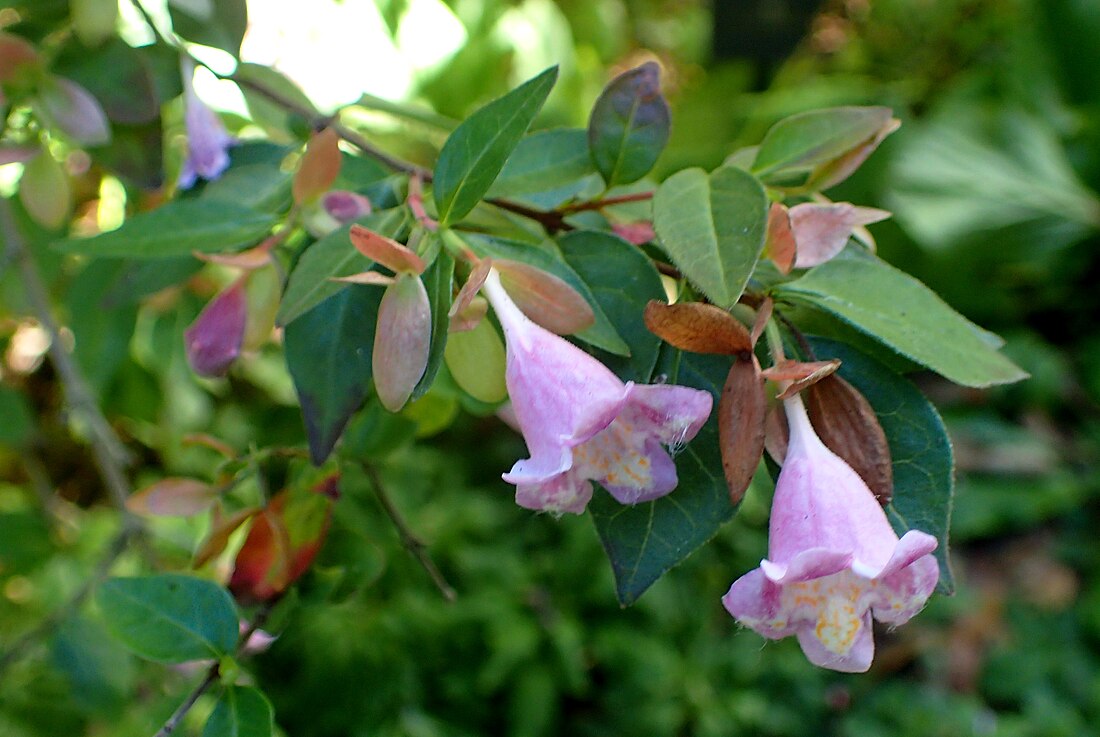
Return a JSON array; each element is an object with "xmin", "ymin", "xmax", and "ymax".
[
  {"xmin": 193, "ymin": 504, "xmax": 260, "ymax": 568},
  {"xmin": 449, "ymin": 257, "xmax": 491, "ymax": 322},
  {"xmin": 293, "ymin": 127, "xmax": 341, "ymax": 204},
  {"xmin": 349, "ymin": 223, "xmax": 426, "ymax": 275},
  {"xmin": 764, "ymin": 202, "xmax": 795, "ymax": 274},
  {"xmin": 718, "ymin": 355, "xmax": 766, "ymax": 505},
  {"xmin": 765, "ymin": 358, "xmax": 842, "ymax": 398},
  {"xmin": 643, "ymin": 300, "xmax": 752, "ymax": 355},
  {"xmin": 126, "ymin": 478, "xmax": 219, "ymax": 517},
  {"xmin": 495, "ymin": 259, "xmax": 595, "ymax": 335}
]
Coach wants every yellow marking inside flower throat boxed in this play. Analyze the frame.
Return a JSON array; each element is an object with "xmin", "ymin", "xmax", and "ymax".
[
  {"xmin": 785, "ymin": 576, "xmax": 864, "ymax": 655},
  {"xmin": 574, "ymin": 422, "xmax": 653, "ymax": 490}
]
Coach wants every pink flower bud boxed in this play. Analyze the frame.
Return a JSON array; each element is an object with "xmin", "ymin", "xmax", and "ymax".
[
  {"xmin": 184, "ymin": 280, "xmax": 247, "ymax": 377},
  {"xmin": 372, "ymin": 273, "xmax": 432, "ymax": 412},
  {"xmin": 722, "ymin": 392, "xmax": 938, "ymax": 672}
]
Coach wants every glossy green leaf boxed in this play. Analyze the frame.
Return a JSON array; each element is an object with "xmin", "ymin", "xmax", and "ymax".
[
  {"xmin": 773, "ymin": 251, "xmax": 1029, "ymax": 387},
  {"xmin": 488, "ymin": 128, "xmax": 596, "ymax": 197},
  {"xmin": 807, "ymin": 336, "xmax": 955, "ymax": 593},
  {"xmin": 168, "ymin": 0, "xmax": 248, "ymax": 56},
  {"xmin": 459, "ymin": 232, "xmax": 630, "ymax": 355},
  {"xmin": 411, "ymin": 244, "xmax": 453, "ymax": 401},
  {"xmin": 53, "ymin": 39, "xmax": 170, "ymax": 124},
  {"xmin": 588, "ymin": 61, "xmax": 671, "ymax": 187},
  {"xmin": 751, "ymin": 106, "xmax": 894, "ymax": 180},
  {"xmin": 277, "ymin": 208, "xmax": 408, "ymax": 327},
  {"xmin": 203, "ymin": 686, "xmax": 274, "ymax": 737},
  {"xmin": 590, "ymin": 350, "xmax": 734, "ymax": 605},
  {"xmin": 557, "ymin": 230, "xmax": 665, "ymax": 382},
  {"xmin": 55, "ymin": 200, "xmax": 276, "ymax": 258},
  {"xmin": 652, "ymin": 166, "xmax": 768, "ymax": 307},
  {"xmin": 433, "ymin": 66, "xmax": 558, "ymax": 227},
  {"xmin": 285, "ymin": 286, "xmax": 381, "ymax": 464},
  {"xmin": 96, "ymin": 574, "xmax": 238, "ymax": 663},
  {"xmin": 201, "ymin": 163, "xmax": 292, "ymax": 213}
]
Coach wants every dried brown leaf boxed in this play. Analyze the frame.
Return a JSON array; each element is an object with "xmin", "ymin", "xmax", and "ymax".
[
  {"xmin": 643, "ymin": 300, "xmax": 752, "ymax": 355},
  {"xmin": 718, "ymin": 355, "xmax": 766, "ymax": 505}
]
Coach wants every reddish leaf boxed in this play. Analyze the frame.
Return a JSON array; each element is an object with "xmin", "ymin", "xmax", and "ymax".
[
  {"xmin": 764, "ymin": 358, "xmax": 842, "ymax": 398},
  {"xmin": 126, "ymin": 478, "xmax": 219, "ymax": 517},
  {"xmin": 229, "ymin": 475, "xmax": 339, "ymax": 603},
  {"xmin": 611, "ymin": 221, "xmax": 656, "ymax": 245},
  {"xmin": 373, "ymin": 274, "xmax": 432, "ymax": 412},
  {"xmin": 789, "ymin": 202, "xmax": 890, "ymax": 268},
  {"xmin": 193, "ymin": 504, "xmax": 260, "ymax": 568},
  {"xmin": 764, "ymin": 202, "xmax": 796, "ymax": 274},
  {"xmin": 805, "ymin": 117, "xmax": 900, "ymax": 191},
  {"xmin": 718, "ymin": 355, "xmax": 766, "ymax": 505},
  {"xmin": 349, "ymin": 224, "xmax": 426, "ymax": 275},
  {"xmin": 293, "ymin": 127, "xmax": 341, "ymax": 204},
  {"xmin": 495, "ymin": 259, "xmax": 595, "ymax": 335},
  {"xmin": 0, "ymin": 32, "xmax": 39, "ymax": 83},
  {"xmin": 643, "ymin": 300, "xmax": 752, "ymax": 355}
]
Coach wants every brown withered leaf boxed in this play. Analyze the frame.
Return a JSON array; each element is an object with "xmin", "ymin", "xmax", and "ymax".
[
  {"xmin": 293, "ymin": 127, "xmax": 341, "ymax": 204},
  {"xmin": 750, "ymin": 297, "xmax": 772, "ymax": 348},
  {"xmin": 766, "ymin": 358, "xmax": 842, "ymax": 399},
  {"xmin": 495, "ymin": 259, "xmax": 595, "ymax": 335},
  {"xmin": 643, "ymin": 300, "xmax": 752, "ymax": 355},
  {"xmin": 349, "ymin": 224, "xmax": 426, "ymax": 275},
  {"xmin": 807, "ymin": 375, "xmax": 893, "ymax": 504},
  {"xmin": 718, "ymin": 355, "xmax": 766, "ymax": 506},
  {"xmin": 765, "ymin": 376, "xmax": 893, "ymax": 505},
  {"xmin": 764, "ymin": 202, "xmax": 796, "ymax": 274}
]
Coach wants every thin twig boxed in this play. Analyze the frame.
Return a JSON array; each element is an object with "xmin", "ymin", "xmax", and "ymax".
[
  {"xmin": 360, "ymin": 462, "xmax": 456, "ymax": 602},
  {"xmin": 0, "ymin": 526, "xmax": 136, "ymax": 677},
  {"xmin": 0, "ymin": 199, "xmax": 139, "ymax": 522},
  {"xmin": 556, "ymin": 191, "xmax": 653, "ymax": 214},
  {"xmin": 152, "ymin": 664, "xmax": 221, "ymax": 737},
  {"xmin": 151, "ymin": 598, "xmax": 280, "ymax": 737}
]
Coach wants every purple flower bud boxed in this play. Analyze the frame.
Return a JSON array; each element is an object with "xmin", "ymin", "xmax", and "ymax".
[
  {"xmin": 322, "ymin": 190, "xmax": 372, "ymax": 223},
  {"xmin": 184, "ymin": 280, "xmax": 247, "ymax": 377},
  {"xmin": 722, "ymin": 393, "xmax": 939, "ymax": 672},
  {"xmin": 178, "ymin": 57, "xmax": 234, "ymax": 189}
]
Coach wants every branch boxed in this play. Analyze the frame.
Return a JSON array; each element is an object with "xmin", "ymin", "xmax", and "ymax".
[
  {"xmin": 556, "ymin": 191, "xmax": 653, "ymax": 214},
  {"xmin": 0, "ymin": 198, "xmax": 139, "ymax": 522},
  {"xmin": 360, "ymin": 462, "xmax": 457, "ymax": 602}
]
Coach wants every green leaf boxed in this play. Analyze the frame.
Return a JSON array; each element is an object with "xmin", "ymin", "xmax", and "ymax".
[
  {"xmin": 92, "ymin": 119, "xmax": 165, "ymax": 189},
  {"xmin": 55, "ymin": 200, "xmax": 277, "ymax": 258},
  {"xmin": 236, "ymin": 62, "xmax": 318, "ymax": 136},
  {"xmin": 203, "ymin": 686, "xmax": 274, "ymax": 737},
  {"xmin": 277, "ymin": 207, "xmax": 408, "ymax": 327},
  {"xmin": 444, "ymin": 318, "xmax": 507, "ymax": 403},
  {"xmin": 433, "ymin": 66, "xmax": 558, "ymax": 227},
  {"xmin": 587, "ymin": 61, "xmax": 671, "ymax": 187},
  {"xmin": 66, "ymin": 260, "xmax": 138, "ymax": 393},
  {"xmin": 773, "ymin": 251, "xmax": 1029, "ymax": 387},
  {"xmin": 53, "ymin": 38, "xmax": 173, "ymax": 125},
  {"xmin": 168, "ymin": 0, "xmax": 248, "ymax": 56},
  {"xmin": 411, "ymin": 245, "xmax": 453, "ymax": 401},
  {"xmin": 556, "ymin": 230, "xmax": 665, "ymax": 382},
  {"xmin": 488, "ymin": 128, "xmax": 596, "ymax": 198},
  {"xmin": 201, "ymin": 163, "xmax": 292, "ymax": 213},
  {"xmin": 96, "ymin": 574, "xmax": 238, "ymax": 663},
  {"xmin": 807, "ymin": 336, "xmax": 955, "ymax": 593},
  {"xmin": 652, "ymin": 166, "xmax": 768, "ymax": 307},
  {"xmin": 590, "ymin": 351, "xmax": 735, "ymax": 605},
  {"xmin": 459, "ymin": 232, "xmax": 630, "ymax": 355},
  {"xmin": 285, "ymin": 286, "xmax": 381, "ymax": 464},
  {"xmin": 751, "ymin": 106, "xmax": 894, "ymax": 180}
]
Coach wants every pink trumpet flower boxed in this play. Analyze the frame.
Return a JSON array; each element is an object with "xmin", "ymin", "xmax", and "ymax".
[
  {"xmin": 722, "ymin": 392, "xmax": 939, "ymax": 672},
  {"xmin": 481, "ymin": 268, "xmax": 712, "ymax": 515},
  {"xmin": 178, "ymin": 57, "xmax": 234, "ymax": 189}
]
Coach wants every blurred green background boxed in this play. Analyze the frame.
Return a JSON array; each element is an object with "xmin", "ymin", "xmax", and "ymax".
[{"xmin": 3, "ymin": 0, "xmax": 1100, "ymax": 735}]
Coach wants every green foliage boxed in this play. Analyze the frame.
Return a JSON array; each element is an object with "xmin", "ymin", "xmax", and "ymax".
[
  {"xmin": 433, "ymin": 66, "xmax": 558, "ymax": 226},
  {"xmin": 203, "ymin": 687, "xmax": 274, "ymax": 737},
  {"xmin": 56, "ymin": 201, "xmax": 278, "ymax": 258},
  {"xmin": 653, "ymin": 166, "xmax": 768, "ymax": 307},
  {"xmin": 774, "ymin": 251, "xmax": 1029, "ymax": 388},
  {"xmin": 588, "ymin": 62, "xmax": 671, "ymax": 187},
  {"xmin": 96, "ymin": 575, "xmax": 239, "ymax": 663}
]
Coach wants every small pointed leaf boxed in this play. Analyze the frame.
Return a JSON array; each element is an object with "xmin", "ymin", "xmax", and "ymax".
[
  {"xmin": 293, "ymin": 128, "xmax": 341, "ymax": 205},
  {"xmin": 587, "ymin": 61, "xmax": 671, "ymax": 187}
]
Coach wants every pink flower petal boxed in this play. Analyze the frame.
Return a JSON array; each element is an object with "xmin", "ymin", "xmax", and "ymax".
[{"xmin": 184, "ymin": 280, "xmax": 247, "ymax": 377}]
